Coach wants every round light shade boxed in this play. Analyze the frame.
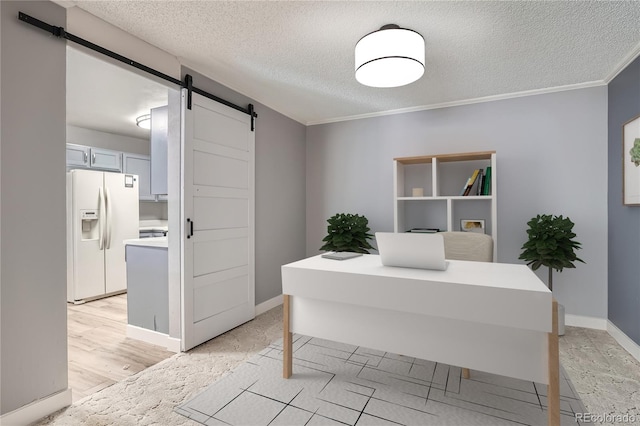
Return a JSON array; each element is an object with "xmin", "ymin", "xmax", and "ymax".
[
  {"xmin": 136, "ymin": 114, "xmax": 151, "ymax": 129},
  {"xmin": 355, "ymin": 24, "xmax": 425, "ymax": 88}
]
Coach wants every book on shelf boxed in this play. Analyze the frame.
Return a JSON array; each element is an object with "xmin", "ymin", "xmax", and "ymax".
[
  {"xmin": 482, "ymin": 166, "xmax": 492, "ymax": 195},
  {"xmin": 462, "ymin": 169, "xmax": 481, "ymax": 196},
  {"xmin": 459, "ymin": 178, "xmax": 471, "ymax": 196},
  {"xmin": 476, "ymin": 169, "xmax": 484, "ymax": 196},
  {"xmin": 406, "ymin": 228, "xmax": 440, "ymax": 233}
]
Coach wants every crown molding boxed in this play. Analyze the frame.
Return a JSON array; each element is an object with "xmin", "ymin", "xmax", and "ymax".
[
  {"xmin": 604, "ymin": 40, "xmax": 640, "ymax": 84},
  {"xmin": 307, "ymin": 81, "xmax": 606, "ymax": 126}
]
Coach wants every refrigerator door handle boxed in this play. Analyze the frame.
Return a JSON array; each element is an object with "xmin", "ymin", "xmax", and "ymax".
[
  {"xmin": 105, "ymin": 187, "xmax": 113, "ymax": 249},
  {"xmin": 98, "ymin": 187, "xmax": 105, "ymax": 250}
]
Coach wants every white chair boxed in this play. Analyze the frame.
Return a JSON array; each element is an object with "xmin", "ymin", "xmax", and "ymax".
[
  {"xmin": 440, "ymin": 231, "xmax": 493, "ymax": 378},
  {"xmin": 441, "ymin": 231, "xmax": 493, "ymax": 263}
]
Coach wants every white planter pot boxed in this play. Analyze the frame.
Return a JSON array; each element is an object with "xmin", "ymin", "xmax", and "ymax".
[{"xmin": 557, "ymin": 303, "xmax": 565, "ymax": 336}]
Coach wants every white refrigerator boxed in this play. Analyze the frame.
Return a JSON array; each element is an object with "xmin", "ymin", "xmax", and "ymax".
[{"xmin": 67, "ymin": 169, "xmax": 139, "ymax": 303}]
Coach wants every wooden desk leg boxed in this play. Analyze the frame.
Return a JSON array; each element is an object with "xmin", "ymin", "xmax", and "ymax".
[
  {"xmin": 283, "ymin": 294, "xmax": 292, "ymax": 379},
  {"xmin": 548, "ymin": 298, "xmax": 560, "ymax": 426},
  {"xmin": 462, "ymin": 368, "xmax": 470, "ymax": 379}
]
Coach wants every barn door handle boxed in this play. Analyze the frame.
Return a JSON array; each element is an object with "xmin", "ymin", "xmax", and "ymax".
[{"xmin": 187, "ymin": 218, "xmax": 194, "ymax": 239}]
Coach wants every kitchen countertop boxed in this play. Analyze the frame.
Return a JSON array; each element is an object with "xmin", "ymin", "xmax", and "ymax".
[
  {"xmin": 123, "ymin": 236, "xmax": 168, "ymax": 248},
  {"xmin": 139, "ymin": 219, "xmax": 168, "ymax": 232}
]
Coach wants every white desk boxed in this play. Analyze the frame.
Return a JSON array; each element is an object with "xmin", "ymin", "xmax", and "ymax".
[{"xmin": 281, "ymin": 254, "xmax": 560, "ymax": 425}]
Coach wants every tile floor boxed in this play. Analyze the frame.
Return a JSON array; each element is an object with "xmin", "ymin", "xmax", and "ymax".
[{"xmin": 177, "ymin": 335, "xmax": 586, "ymax": 425}]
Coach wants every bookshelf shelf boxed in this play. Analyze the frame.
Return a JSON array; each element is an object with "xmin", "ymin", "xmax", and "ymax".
[
  {"xmin": 397, "ymin": 195, "xmax": 493, "ymax": 201},
  {"xmin": 393, "ymin": 151, "xmax": 497, "ymax": 260}
]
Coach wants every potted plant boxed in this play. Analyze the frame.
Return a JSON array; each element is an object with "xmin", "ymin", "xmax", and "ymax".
[
  {"xmin": 320, "ymin": 213, "xmax": 374, "ymax": 254},
  {"xmin": 519, "ymin": 214, "xmax": 585, "ymax": 291},
  {"xmin": 519, "ymin": 214, "xmax": 585, "ymax": 335}
]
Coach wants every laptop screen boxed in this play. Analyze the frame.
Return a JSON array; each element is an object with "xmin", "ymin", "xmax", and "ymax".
[{"xmin": 375, "ymin": 232, "xmax": 447, "ymax": 271}]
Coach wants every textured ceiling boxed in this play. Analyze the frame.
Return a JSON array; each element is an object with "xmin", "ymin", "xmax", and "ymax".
[
  {"xmin": 64, "ymin": 1, "xmax": 640, "ymax": 125},
  {"xmin": 67, "ymin": 46, "xmax": 168, "ymax": 139}
]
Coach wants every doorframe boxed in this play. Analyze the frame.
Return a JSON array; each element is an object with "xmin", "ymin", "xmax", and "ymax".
[
  {"xmin": 166, "ymin": 88, "xmax": 183, "ymax": 351},
  {"xmin": 65, "ymin": 43, "xmax": 182, "ymax": 355}
]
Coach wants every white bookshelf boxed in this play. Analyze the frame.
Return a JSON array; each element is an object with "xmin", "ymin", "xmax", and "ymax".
[{"xmin": 393, "ymin": 151, "xmax": 497, "ymax": 260}]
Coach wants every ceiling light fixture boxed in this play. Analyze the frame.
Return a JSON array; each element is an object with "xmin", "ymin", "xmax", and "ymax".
[
  {"xmin": 135, "ymin": 114, "xmax": 151, "ymax": 129},
  {"xmin": 355, "ymin": 24, "xmax": 425, "ymax": 88}
]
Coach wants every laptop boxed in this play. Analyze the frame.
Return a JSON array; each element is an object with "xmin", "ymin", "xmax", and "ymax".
[{"xmin": 375, "ymin": 232, "xmax": 447, "ymax": 271}]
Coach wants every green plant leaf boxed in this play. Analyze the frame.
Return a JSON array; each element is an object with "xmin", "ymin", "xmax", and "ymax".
[
  {"xmin": 319, "ymin": 212, "xmax": 374, "ymax": 253},
  {"xmin": 519, "ymin": 214, "xmax": 585, "ymax": 285}
]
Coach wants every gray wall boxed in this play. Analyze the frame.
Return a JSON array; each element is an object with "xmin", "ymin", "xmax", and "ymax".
[
  {"xmin": 1, "ymin": 1, "xmax": 68, "ymax": 414},
  {"xmin": 608, "ymin": 56, "xmax": 640, "ymax": 345},
  {"xmin": 182, "ymin": 67, "xmax": 307, "ymax": 305},
  {"xmin": 307, "ymin": 87, "xmax": 608, "ymax": 319}
]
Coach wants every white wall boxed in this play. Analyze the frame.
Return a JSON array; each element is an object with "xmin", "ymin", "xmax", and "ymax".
[
  {"xmin": 307, "ymin": 87, "xmax": 608, "ymax": 320},
  {"xmin": 1, "ymin": 1, "xmax": 69, "ymax": 415}
]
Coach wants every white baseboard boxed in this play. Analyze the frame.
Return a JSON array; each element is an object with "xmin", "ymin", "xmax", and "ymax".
[
  {"xmin": 607, "ymin": 320, "xmax": 640, "ymax": 363},
  {"xmin": 255, "ymin": 294, "xmax": 283, "ymax": 316},
  {"xmin": 565, "ymin": 314, "xmax": 607, "ymax": 330},
  {"xmin": 166, "ymin": 336, "xmax": 182, "ymax": 353},
  {"xmin": 0, "ymin": 388, "xmax": 71, "ymax": 426},
  {"xmin": 126, "ymin": 325, "xmax": 180, "ymax": 353}
]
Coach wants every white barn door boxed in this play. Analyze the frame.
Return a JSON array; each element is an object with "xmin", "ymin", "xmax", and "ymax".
[{"xmin": 181, "ymin": 90, "xmax": 255, "ymax": 351}]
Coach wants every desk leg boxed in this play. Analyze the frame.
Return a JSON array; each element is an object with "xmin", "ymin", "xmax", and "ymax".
[
  {"xmin": 283, "ymin": 294, "xmax": 292, "ymax": 379},
  {"xmin": 548, "ymin": 298, "xmax": 560, "ymax": 426}
]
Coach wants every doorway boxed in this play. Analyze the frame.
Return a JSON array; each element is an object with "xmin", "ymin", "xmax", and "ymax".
[{"xmin": 65, "ymin": 46, "xmax": 175, "ymax": 402}]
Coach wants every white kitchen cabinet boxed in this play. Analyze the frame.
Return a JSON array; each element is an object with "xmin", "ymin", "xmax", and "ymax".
[
  {"xmin": 123, "ymin": 153, "xmax": 155, "ymax": 201},
  {"xmin": 90, "ymin": 147, "xmax": 122, "ymax": 171},
  {"xmin": 66, "ymin": 143, "xmax": 90, "ymax": 168}
]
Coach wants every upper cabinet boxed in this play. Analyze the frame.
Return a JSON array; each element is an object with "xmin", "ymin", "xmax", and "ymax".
[
  {"xmin": 66, "ymin": 143, "xmax": 90, "ymax": 168},
  {"xmin": 89, "ymin": 147, "xmax": 122, "ymax": 171},
  {"xmin": 66, "ymin": 143, "xmax": 166, "ymax": 202},
  {"xmin": 66, "ymin": 144, "xmax": 122, "ymax": 172},
  {"xmin": 150, "ymin": 106, "xmax": 168, "ymax": 195},
  {"xmin": 123, "ymin": 153, "xmax": 154, "ymax": 201}
]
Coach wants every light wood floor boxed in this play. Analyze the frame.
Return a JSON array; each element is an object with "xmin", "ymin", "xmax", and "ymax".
[{"xmin": 67, "ymin": 294, "xmax": 174, "ymax": 403}]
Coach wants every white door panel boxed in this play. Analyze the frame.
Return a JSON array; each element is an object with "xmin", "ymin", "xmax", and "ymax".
[
  {"xmin": 194, "ymin": 227, "xmax": 248, "ymax": 240},
  {"xmin": 190, "ymin": 303, "xmax": 252, "ymax": 348},
  {"xmin": 192, "ymin": 139, "xmax": 249, "ymax": 160},
  {"xmin": 193, "ymin": 237, "xmax": 248, "ymax": 277},
  {"xmin": 194, "ymin": 151, "xmax": 248, "ymax": 189},
  {"xmin": 194, "ymin": 197, "xmax": 248, "ymax": 230},
  {"xmin": 194, "ymin": 270, "xmax": 248, "ymax": 322},
  {"xmin": 182, "ymin": 90, "xmax": 255, "ymax": 351},
  {"xmin": 193, "ymin": 265, "xmax": 248, "ymax": 290},
  {"xmin": 191, "ymin": 186, "xmax": 249, "ymax": 200},
  {"xmin": 193, "ymin": 105, "xmax": 249, "ymax": 151}
]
